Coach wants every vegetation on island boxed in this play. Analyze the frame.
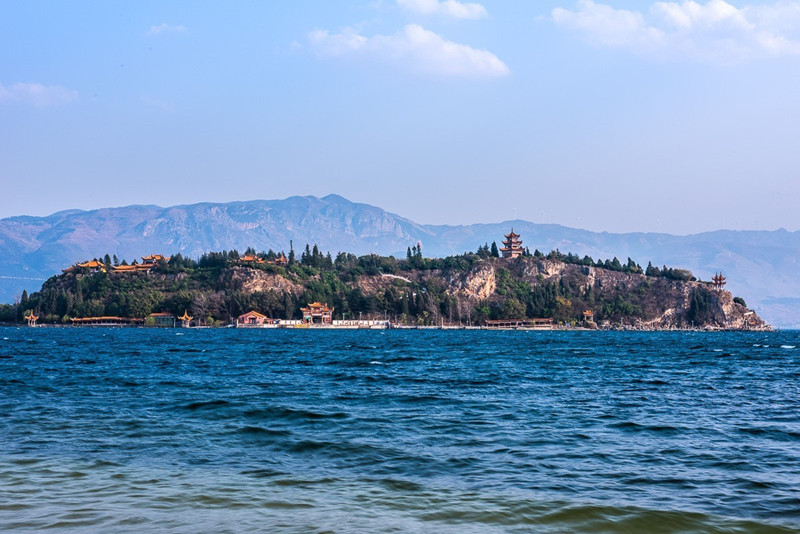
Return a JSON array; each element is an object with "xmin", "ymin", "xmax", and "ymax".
[{"xmin": 0, "ymin": 241, "xmax": 752, "ymax": 328}]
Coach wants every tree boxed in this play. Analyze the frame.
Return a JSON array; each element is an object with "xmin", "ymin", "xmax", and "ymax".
[
  {"xmin": 490, "ymin": 241, "xmax": 500, "ymax": 258},
  {"xmin": 501, "ymin": 298, "xmax": 526, "ymax": 319},
  {"xmin": 687, "ymin": 288, "xmax": 712, "ymax": 326},
  {"xmin": 192, "ymin": 294, "xmax": 212, "ymax": 325}
]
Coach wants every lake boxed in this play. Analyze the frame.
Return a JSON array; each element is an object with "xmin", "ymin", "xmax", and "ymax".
[{"xmin": 1, "ymin": 329, "xmax": 798, "ymax": 533}]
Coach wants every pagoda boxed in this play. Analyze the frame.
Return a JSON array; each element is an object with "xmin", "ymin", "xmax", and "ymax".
[
  {"xmin": 712, "ymin": 272, "xmax": 727, "ymax": 291},
  {"xmin": 500, "ymin": 229, "xmax": 523, "ymax": 259}
]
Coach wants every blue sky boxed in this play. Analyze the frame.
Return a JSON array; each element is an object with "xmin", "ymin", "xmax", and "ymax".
[{"xmin": 2, "ymin": 0, "xmax": 799, "ymax": 234}]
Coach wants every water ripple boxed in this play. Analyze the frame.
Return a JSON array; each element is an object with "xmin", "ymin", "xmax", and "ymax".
[{"xmin": 1, "ymin": 329, "xmax": 799, "ymax": 532}]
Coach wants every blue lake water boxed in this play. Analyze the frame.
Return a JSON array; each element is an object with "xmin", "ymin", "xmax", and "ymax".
[{"xmin": 1, "ymin": 328, "xmax": 799, "ymax": 533}]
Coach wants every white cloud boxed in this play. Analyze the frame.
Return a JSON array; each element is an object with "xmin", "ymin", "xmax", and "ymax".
[
  {"xmin": 552, "ymin": 0, "xmax": 800, "ymax": 62},
  {"xmin": 147, "ymin": 23, "xmax": 187, "ymax": 36},
  {"xmin": 0, "ymin": 82, "xmax": 78, "ymax": 106},
  {"xmin": 397, "ymin": 0, "xmax": 488, "ymax": 19},
  {"xmin": 308, "ymin": 24, "xmax": 509, "ymax": 78}
]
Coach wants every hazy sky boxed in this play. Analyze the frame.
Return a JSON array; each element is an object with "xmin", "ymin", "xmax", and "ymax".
[{"xmin": 2, "ymin": 1, "xmax": 799, "ymax": 234}]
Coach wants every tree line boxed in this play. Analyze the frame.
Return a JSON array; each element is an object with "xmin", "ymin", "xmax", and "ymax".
[{"xmin": 1, "ymin": 242, "xmax": 708, "ymax": 326}]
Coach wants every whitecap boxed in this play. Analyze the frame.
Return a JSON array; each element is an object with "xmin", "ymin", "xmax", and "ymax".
[
  {"xmin": 175, "ymin": 333, "xmax": 184, "ymax": 336},
  {"xmin": 781, "ymin": 345, "xmax": 796, "ymax": 349},
  {"xmin": 2, "ymin": 337, "xmax": 8, "ymax": 341},
  {"xmin": 713, "ymin": 349, "xmax": 723, "ymax": 352},
  {"xmin": 370, "ymin": 361, "xmax": 384, "ymax": 365}
]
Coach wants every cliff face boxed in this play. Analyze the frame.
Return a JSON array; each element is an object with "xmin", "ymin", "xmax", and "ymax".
[{"xmin": 348, "ymin": 258, "xmax": 767, "ymax": 329}]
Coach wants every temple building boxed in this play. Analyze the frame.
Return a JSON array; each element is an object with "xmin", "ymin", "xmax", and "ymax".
[
  {"xmin": 112, "ymin": 254, "xmax": 169, "ymax": 273},
  {"xmin": 240, "ymin": 252, "xmax": 288, "ymax": 267},
  {"xmin": 141, "ymin": 254, "xmax": 169, "ymax": 265},
  {"xmin": 237, "ymin": 310, "xmax": 268, "ymax": 326},
  {"xmin": 26, "ymin": 312, "xmax": 38, "ymax": 327},
  {"xmin": 274, "ymin": 252, "xmax": 289, "ymax": 266},
  {"xmin": 301, "ymin": 302, "xmax": 334, "ymax": 325},
  {"xmin": 241, "ymin": 254, "xmax": 267, "ymax": 265},
  {"xmin": 500, "ymin": 229, "xmax": 524, "ymax": 259},
  {"xmin": 712, "ymin": 272, "xmax": 727, "ymax": 291},
  {"xmin": 62, "ymin": 259, "xmax": 107, "ymax": 274}
]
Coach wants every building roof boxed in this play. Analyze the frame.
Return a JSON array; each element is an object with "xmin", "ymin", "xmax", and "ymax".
[
  {"xmin": 238, "ymin": 310, "xmax": 267, "ymax": 319},
  {"xmin": 70, "ymin": 316, "xmax": 144, "ymax": 323},
  {"xmin": 301, "ymin": 302, "xmax": 333, "ymax": 312},
  {"xmin": 142, "ymin": 254, "xmax": 168, "ymax": 261},
  {"xmin": 78, "ymin": 260, "xmax": 106, "ymax": 268},
  {"xmin": 148, "ymin": 312, "xmax": 176, "ymax": 317},
  {"xmin": 242, "ymin": 254, "xmax": 267, "ymax": 264},
  {"xmin": 63, "ymin": 260, "xmax": 107, "ymax": 272},
  {"xmin": 178, "ymin": 310, "xmax": 192, "ymax": 321},
  {"xmin": 112, "ymin": 263, "xmax": 155, "ymax": 272}
]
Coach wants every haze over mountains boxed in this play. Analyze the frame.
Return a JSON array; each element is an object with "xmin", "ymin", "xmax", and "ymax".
[{"xmin": 1, "ymin": 194, "xmax": 797, "ymax": 327}]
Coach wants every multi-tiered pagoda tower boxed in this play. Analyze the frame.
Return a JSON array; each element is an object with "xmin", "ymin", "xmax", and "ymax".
[{"xmin": 500, "ymin": 229, "xmax": 523, "ymax": 259}]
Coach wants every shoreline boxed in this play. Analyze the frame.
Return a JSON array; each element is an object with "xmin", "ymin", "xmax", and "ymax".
[{"xmin": 1, "ymin": 322, "xmax": 773, "ymax": 332}]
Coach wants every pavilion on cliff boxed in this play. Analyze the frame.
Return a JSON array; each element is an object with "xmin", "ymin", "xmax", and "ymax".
[
  {"xmin": 274, "ymin": 252, "xmax": 289, "ymax": 266},
  {"xmin": 712, "ymin": 272, "xmax": 727, "ymax": 291}
]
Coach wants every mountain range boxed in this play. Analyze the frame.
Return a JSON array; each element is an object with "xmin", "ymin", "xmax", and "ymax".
[{"xmin": 1, "ymin": 194, "xmax": 798, "ymax": 327}]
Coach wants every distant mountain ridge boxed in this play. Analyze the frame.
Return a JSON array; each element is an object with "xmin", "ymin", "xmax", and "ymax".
[{"xmin": 1, "ymin": 194, "xmax": 798, "ymax": 327}]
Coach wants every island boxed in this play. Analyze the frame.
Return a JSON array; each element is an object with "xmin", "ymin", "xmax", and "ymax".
[{"xmin": 0, "ymin": 231, "xmax": 769, "ymax": 330}]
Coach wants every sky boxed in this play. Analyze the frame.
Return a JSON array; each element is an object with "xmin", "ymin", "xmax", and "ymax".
[{"xmin": 1, "ymin": 0, "xmax": 800, "ymax": 234}]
